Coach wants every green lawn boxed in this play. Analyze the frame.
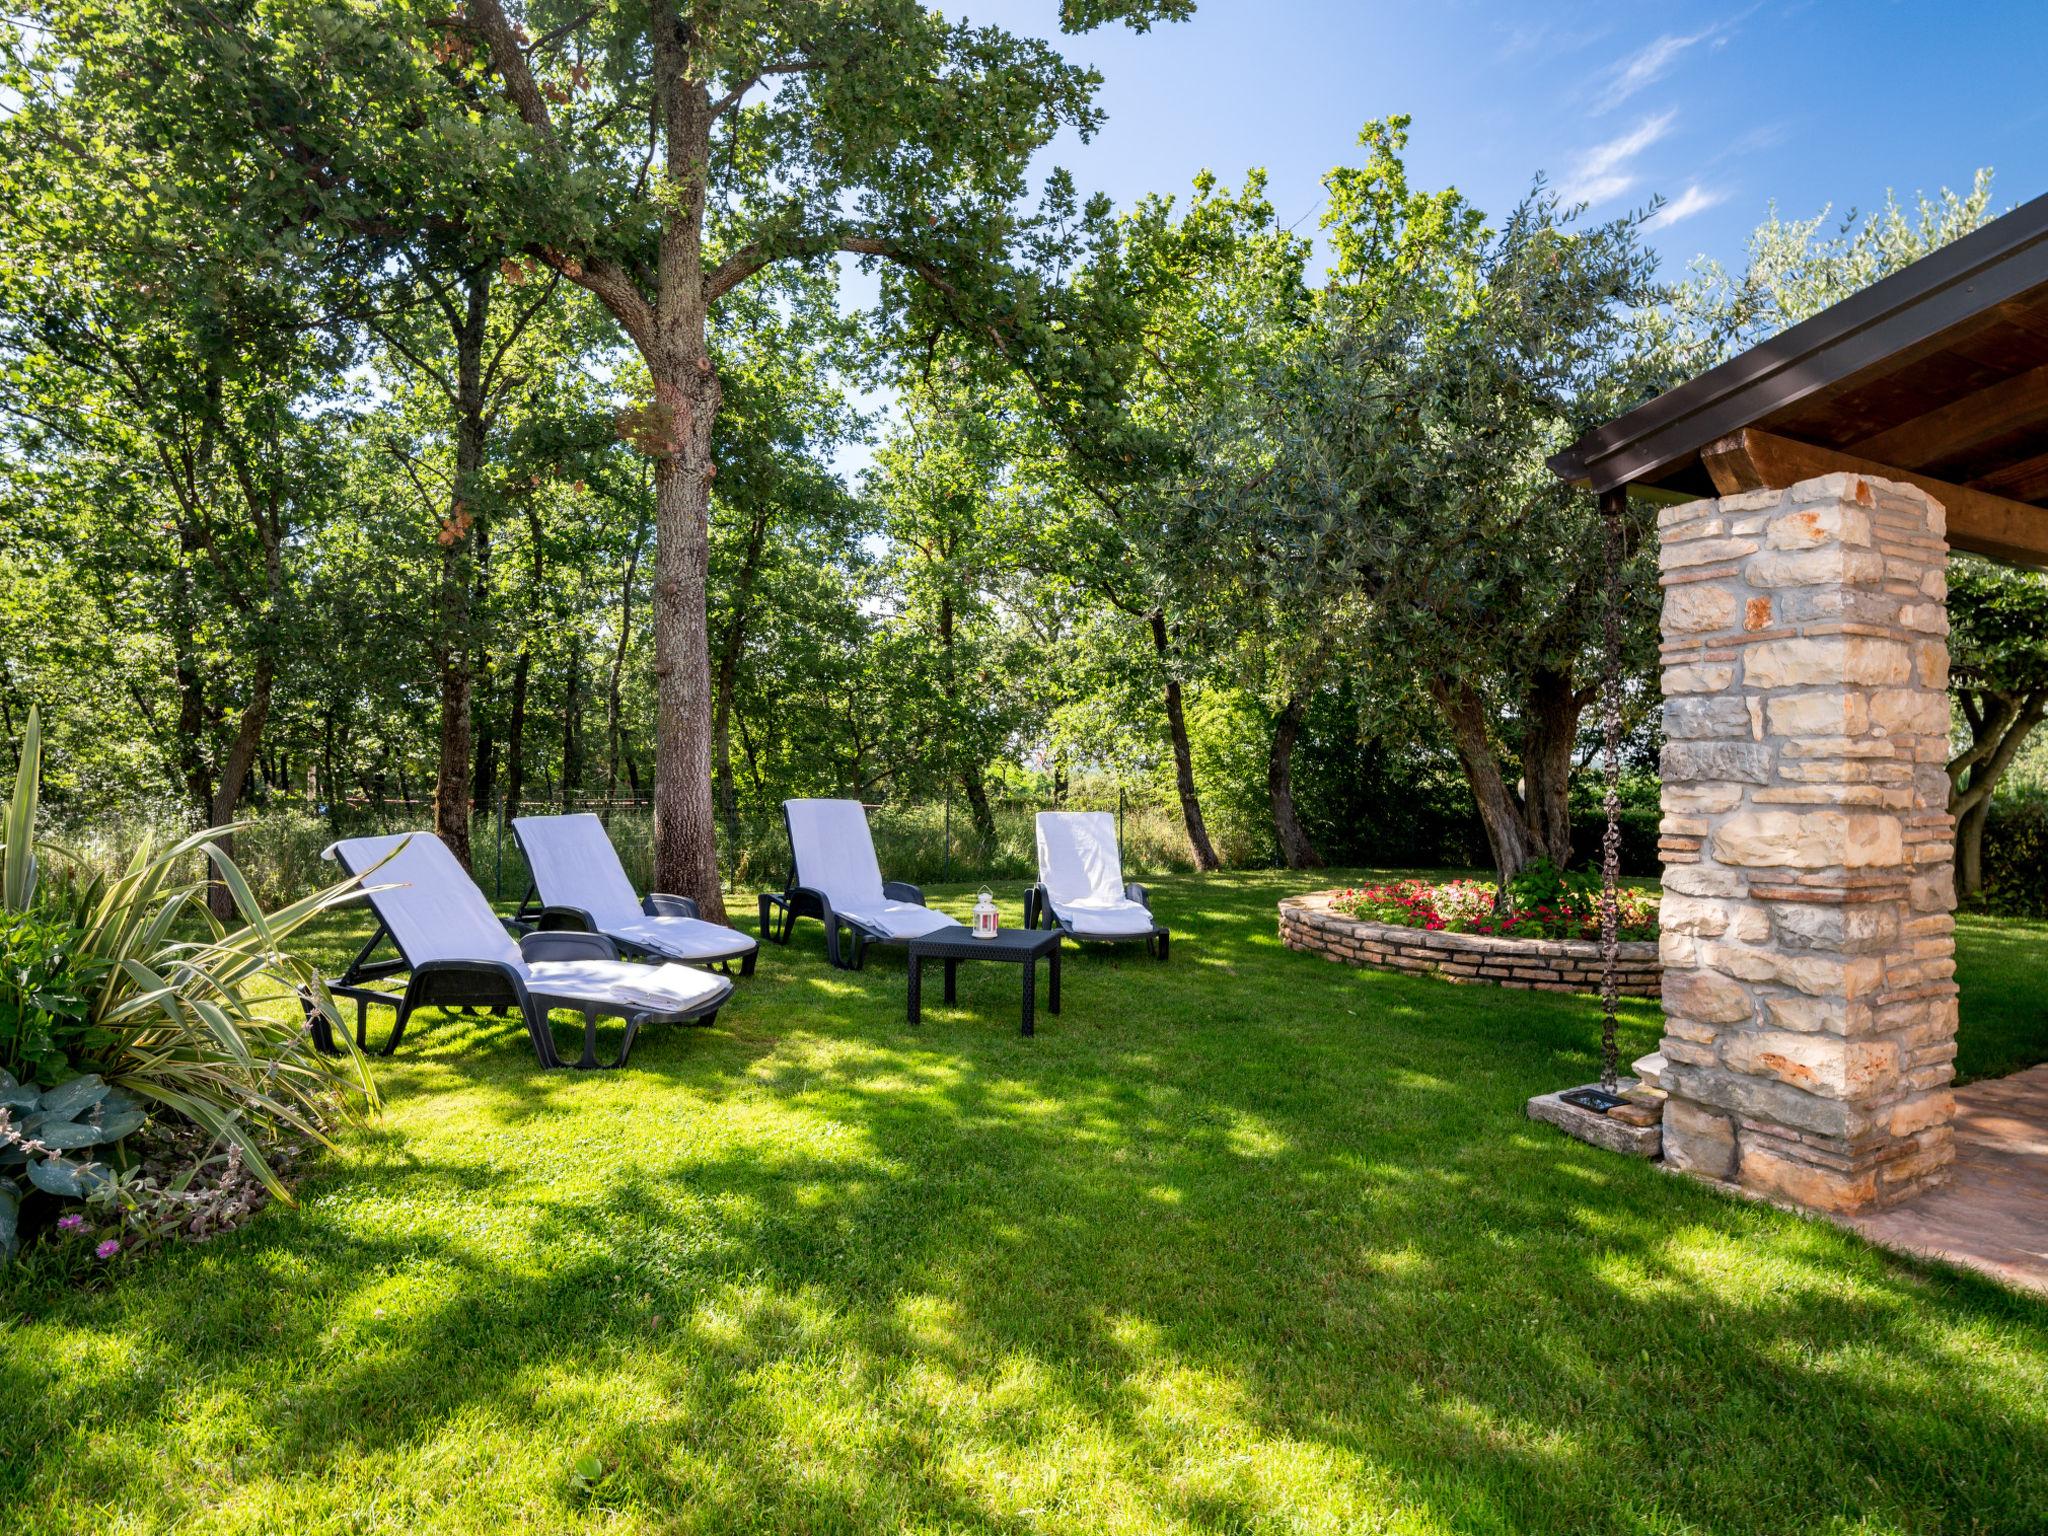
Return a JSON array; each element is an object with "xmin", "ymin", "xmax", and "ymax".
[
  {"xmin": 1955, "ymin": 909, "xmax": 2048, "ymax": 1083},
  {"xmin": 3, "ymin": 869, "xmax": 2045, "ymax": 1534}
]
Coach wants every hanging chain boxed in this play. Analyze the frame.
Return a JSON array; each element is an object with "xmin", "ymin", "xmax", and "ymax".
[{"xmin": 1598, "ymin": 490, "xmax": 1626, "ymax": 1095}]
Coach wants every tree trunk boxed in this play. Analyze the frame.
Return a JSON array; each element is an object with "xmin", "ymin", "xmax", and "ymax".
[
  {"xmin": 1150, "ymin": 611, "xmax": 1220, "ymax": 871},
  {"xmin": 603, "ymin": 509, "xmax": 648, "ymax": 818},
  {"xmin": 1948, "ymin": 686, "xmax": 2048, "ymax": 898},
  {"xmin": 432, "ymin": 268, "xmax": 492, "ymax": 873},
  {"xmin": 1429, "ymin": 676, "xmax": 1537, "ymax": 885},
  {"xmin": 505, "ymin": 648, "xmax": 529, "ymax": 818},
  {"xmin": 960, "ymin": 770, "xmax": 996, "ymax": 853},
  {"xmin": 647, "ymin": 370, "xmax": 726, "ymax": 920},
  {"xmin": 1957, "ymin": 795, "xmax": 1990, "ymax": 899},
  {"xmin": 1427, "ymin": 670, "xmax": 1590, "ymax": 886},
  {"xmin": 1268, "ymin": 692, "xmax": 1322, "ymax": 869},
  {"xmin": 1519, "ymin": 666, "xmax": 1583, "ymax": 871},
  {"xmin": 319, "ymin": 710, "xmax": 340, "ymax": 826},
  {"xmin": 559, "ymin": 628, "xmax": 584, "ymax": 811},
  {"xmin": 469, "ymin": 0, "xmax": 727, "ymax": 912},
  {"xmin": 712, "ymin": 500, "xmax": 771, "ymax": 830},
  {"xmin": 170, "ymin": 546, "xmax": 214, "ymax": 824},
  {"xmin": 205, "ymin": 657, "xmax": 273, "ymax": 918},
  {"xmin": 472, "ymin": 722, "xmax": 496, "ymax": 818}
]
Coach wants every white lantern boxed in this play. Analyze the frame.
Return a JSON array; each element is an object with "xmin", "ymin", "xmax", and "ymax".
[{"xmin": 972, "ymin": 889, "xmax": 999, "ymax": 938}]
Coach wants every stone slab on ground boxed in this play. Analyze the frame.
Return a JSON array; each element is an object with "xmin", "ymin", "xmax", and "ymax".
[
  {"xmin": 1845, "ymin": 1063, "xmax": 2048, "ymax": 1298},
  {"xmin": 1527, "ymin": 1080, "xmax": 1663, "ymax": 1159}
]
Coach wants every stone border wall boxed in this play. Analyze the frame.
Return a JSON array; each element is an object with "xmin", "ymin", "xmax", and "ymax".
[{"xmin": 1278, "ymin": 891, "xmax": 1660, "ymax": 996}]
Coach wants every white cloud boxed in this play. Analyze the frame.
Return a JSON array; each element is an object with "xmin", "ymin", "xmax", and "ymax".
[
  {"xmin": 1592, "ymin": 10, "xmax": 1754, "ymax": 113},
  {"xmin": 1645, "ymin": 183, "xmax": 1729, "ymax": 230},
  {"xmin": 1557, "ymin": 111, "xmax": 1677, "ymax": 208},
  {"xmin": 1496, "ymin": 21, "xmax": 1611, "ymax": 63},
  {"xmin": 1606, "ymin": 31, "xmax": 1706, "ymax": 104}
]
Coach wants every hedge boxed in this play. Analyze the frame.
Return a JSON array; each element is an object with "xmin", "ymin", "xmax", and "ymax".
[{"xmin": 1979, "ymin": 791, "xmax": 2048, "ymax": 917}]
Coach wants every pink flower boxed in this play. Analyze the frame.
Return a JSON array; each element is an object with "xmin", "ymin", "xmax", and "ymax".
[
  {"xmin": 96, "ymin": 1238, "xmax": 121, "ymax": 1260},
  {"xmin": 57, "ymin": 1213, "xmax": 87, "ymax": 1233}
]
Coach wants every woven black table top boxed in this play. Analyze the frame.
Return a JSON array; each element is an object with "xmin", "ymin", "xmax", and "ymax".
[{"xmin": 905, "ymin": 927, "xmax": 1060, "ymax": 961}]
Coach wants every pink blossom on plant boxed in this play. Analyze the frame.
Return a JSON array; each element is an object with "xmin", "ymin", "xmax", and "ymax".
[{"xmin": 96, "ymin": 1238, "xmax": 121, "ymax": 1260}]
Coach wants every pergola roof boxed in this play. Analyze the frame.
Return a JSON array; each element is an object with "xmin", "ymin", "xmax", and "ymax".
[{"xmin": 1550, "ymin": 190, "xmax": 2048, "ymax": 567}]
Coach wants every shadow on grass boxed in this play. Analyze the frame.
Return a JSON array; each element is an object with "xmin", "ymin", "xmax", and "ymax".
[{"xmin": 4, "ymin": 869, "xmax": 2045, "ymax": 1533}]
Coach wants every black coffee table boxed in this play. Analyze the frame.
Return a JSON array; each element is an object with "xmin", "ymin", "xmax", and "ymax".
[{"xmin": 906, "ymin": 928, "xmax": 1062, "ymax": 1035}]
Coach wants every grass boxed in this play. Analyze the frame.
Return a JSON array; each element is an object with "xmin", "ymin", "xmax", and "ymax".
[
  {"xmin": 1954, "ymin": 909, "xmax": 2048, "ymax": 1082},
  {"xmin": 2, "ymin": 867, "xmax": 2045, "ymax": 1534}
]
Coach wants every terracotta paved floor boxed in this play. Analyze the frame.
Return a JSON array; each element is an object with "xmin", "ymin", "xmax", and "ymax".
[{"xmin": 1848, "ymin": 1063, "xmax": 2048, "ymax": 1297}]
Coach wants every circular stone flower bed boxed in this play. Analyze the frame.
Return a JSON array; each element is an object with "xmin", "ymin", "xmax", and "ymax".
[{"xmin": 1277, "ymin": 889, "xmax": 1661, "ymax": 997}]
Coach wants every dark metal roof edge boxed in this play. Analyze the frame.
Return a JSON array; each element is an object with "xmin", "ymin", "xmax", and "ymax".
[{"xmin": 1550, "ymin": 188, "xmax": 2048, "ymax": 488}]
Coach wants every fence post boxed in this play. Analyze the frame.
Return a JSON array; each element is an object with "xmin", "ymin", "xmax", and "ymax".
[
  {"xmin": 942, "ymin": 790, "xmax": 952, "ymax": 884},
  {"xmin": 494, "ymin": 804, "xmax": 504, "ymax": 903}
]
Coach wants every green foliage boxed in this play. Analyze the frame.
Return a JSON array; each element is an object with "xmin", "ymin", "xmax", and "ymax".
[
  {"xmin": 0, "ymin": 1073, "xmax": 149, "ymax": 1261},
  {"xmin": 1951, "ymin": 558, "xmax": 2048, "ymax": 693},
  {"xmin": 1210, "ymin": 128, "xmax": 1671, "ymax": 877},
  {"xmin": 0, "ymin": 708, "xmax": 377, "ymax": 1251},
  {"xmin": 1506, "ymin": 856, "xmax": 1606, "ymax": 918},
  {"xmin": 1976, "ymin": 791, "xmax": 2048, "ymax": 918},
  {"xmin": 0, "ymin": 905, "xmax": 115, "ymax": 1084},
  {"xmin": 0, "ymin": 1069, "xmax": 148, "ymax": 1260},
  {"xmin": 2, "ymin": 700, "xmax": 40, "ymax": 913},
  {"xmin": 1672, "ymin": 170, "xmax": 1998, "ymax": 354}
]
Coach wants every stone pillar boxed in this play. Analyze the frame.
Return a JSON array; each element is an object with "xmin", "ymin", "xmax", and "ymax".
[{"xmin": 1656, "ymin": 473, "xmax": 1956, "ymax": 1213}]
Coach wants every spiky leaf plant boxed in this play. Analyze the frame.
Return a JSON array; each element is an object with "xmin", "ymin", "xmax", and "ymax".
[{"xmin": 1, "ymin": 708, "xmax": 376, "ymax": 1209}]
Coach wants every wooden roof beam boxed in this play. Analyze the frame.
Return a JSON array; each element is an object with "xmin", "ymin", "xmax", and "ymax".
[
  {"xmin": 1700, "ymin": 427, "xmax": 2048, "ymax": 569},
  {"xmin": 1845, "ymin": 358, "xmax": 2048, "ymax": 468}
]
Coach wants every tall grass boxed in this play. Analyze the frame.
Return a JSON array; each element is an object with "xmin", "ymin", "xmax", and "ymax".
[{"xmin": 54, "ymin": 798, "xmax": 1231, "ymax": 911}]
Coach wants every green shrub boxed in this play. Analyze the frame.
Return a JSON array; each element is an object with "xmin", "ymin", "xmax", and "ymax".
[
  {"xmin": 0, "ymin": 902, "xmax": 114, "ymax": 1084},
  {"xmin": 1978, "ymin": 791, "xmax": 2048, "ymax": 917},
  {"xmin": 1506, "ymin": 855, "xmax": 1606, "ymax": 917}
]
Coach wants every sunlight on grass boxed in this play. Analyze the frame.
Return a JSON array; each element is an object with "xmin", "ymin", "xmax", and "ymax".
[{"xmin": 1, "ymin": 868, "xmax": 2044, "ymax": 1533}]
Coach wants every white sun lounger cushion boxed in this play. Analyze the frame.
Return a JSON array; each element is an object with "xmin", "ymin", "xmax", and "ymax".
[
  {"xmin": 523, "ymin": 958, "xmax": 729, "ymax": 1016},
  {"xmin": 514, "ymin": 814, "xmax": 752, "ymax": 959},
  {"xmin": 1035, "ymin": 812, "xmax": 1158, "ymax": 936},
  {"xmin": 784, "ymin": 798, "xmax": 961, "ymax": 938},
  {"xmin": 327, "ymin": 832, "xmax": 527, "ymax": 970}
]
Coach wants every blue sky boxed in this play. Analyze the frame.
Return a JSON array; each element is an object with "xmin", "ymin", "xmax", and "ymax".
[
  {"xmin": 973, "ymin": 0, "xmax": 2048, "ymax": 278},
  {"xmin": 831, "ymin": 1, "xmax": 2047, "ymax": 477}
]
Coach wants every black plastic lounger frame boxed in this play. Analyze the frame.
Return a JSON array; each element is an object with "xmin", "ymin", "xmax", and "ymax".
[
  {"xmin": 1024, "ymin": 881, "xmax": 1171, "ymax": 960},
  {"xmin": 755, "ymin": 803, "xmax": 936, "ymax": 971}
]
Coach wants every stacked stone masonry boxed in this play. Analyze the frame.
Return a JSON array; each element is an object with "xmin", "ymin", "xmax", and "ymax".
[
  {"xmin": 1657, "ymin": 473, "xmax": 1957, "ymax": 1214},
  {"xmin": 1278, "ymin": 891, "xmax": 1660, "ymax": 997}
]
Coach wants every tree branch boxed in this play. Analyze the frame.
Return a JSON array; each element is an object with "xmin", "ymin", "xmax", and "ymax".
[
  {"xmin": 464, "ymin": 0, "xmax": 557, "ymax": 145},
  {"xmin": 709, "ymin": 58, "xmax": 821, "ymax": 118}
]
